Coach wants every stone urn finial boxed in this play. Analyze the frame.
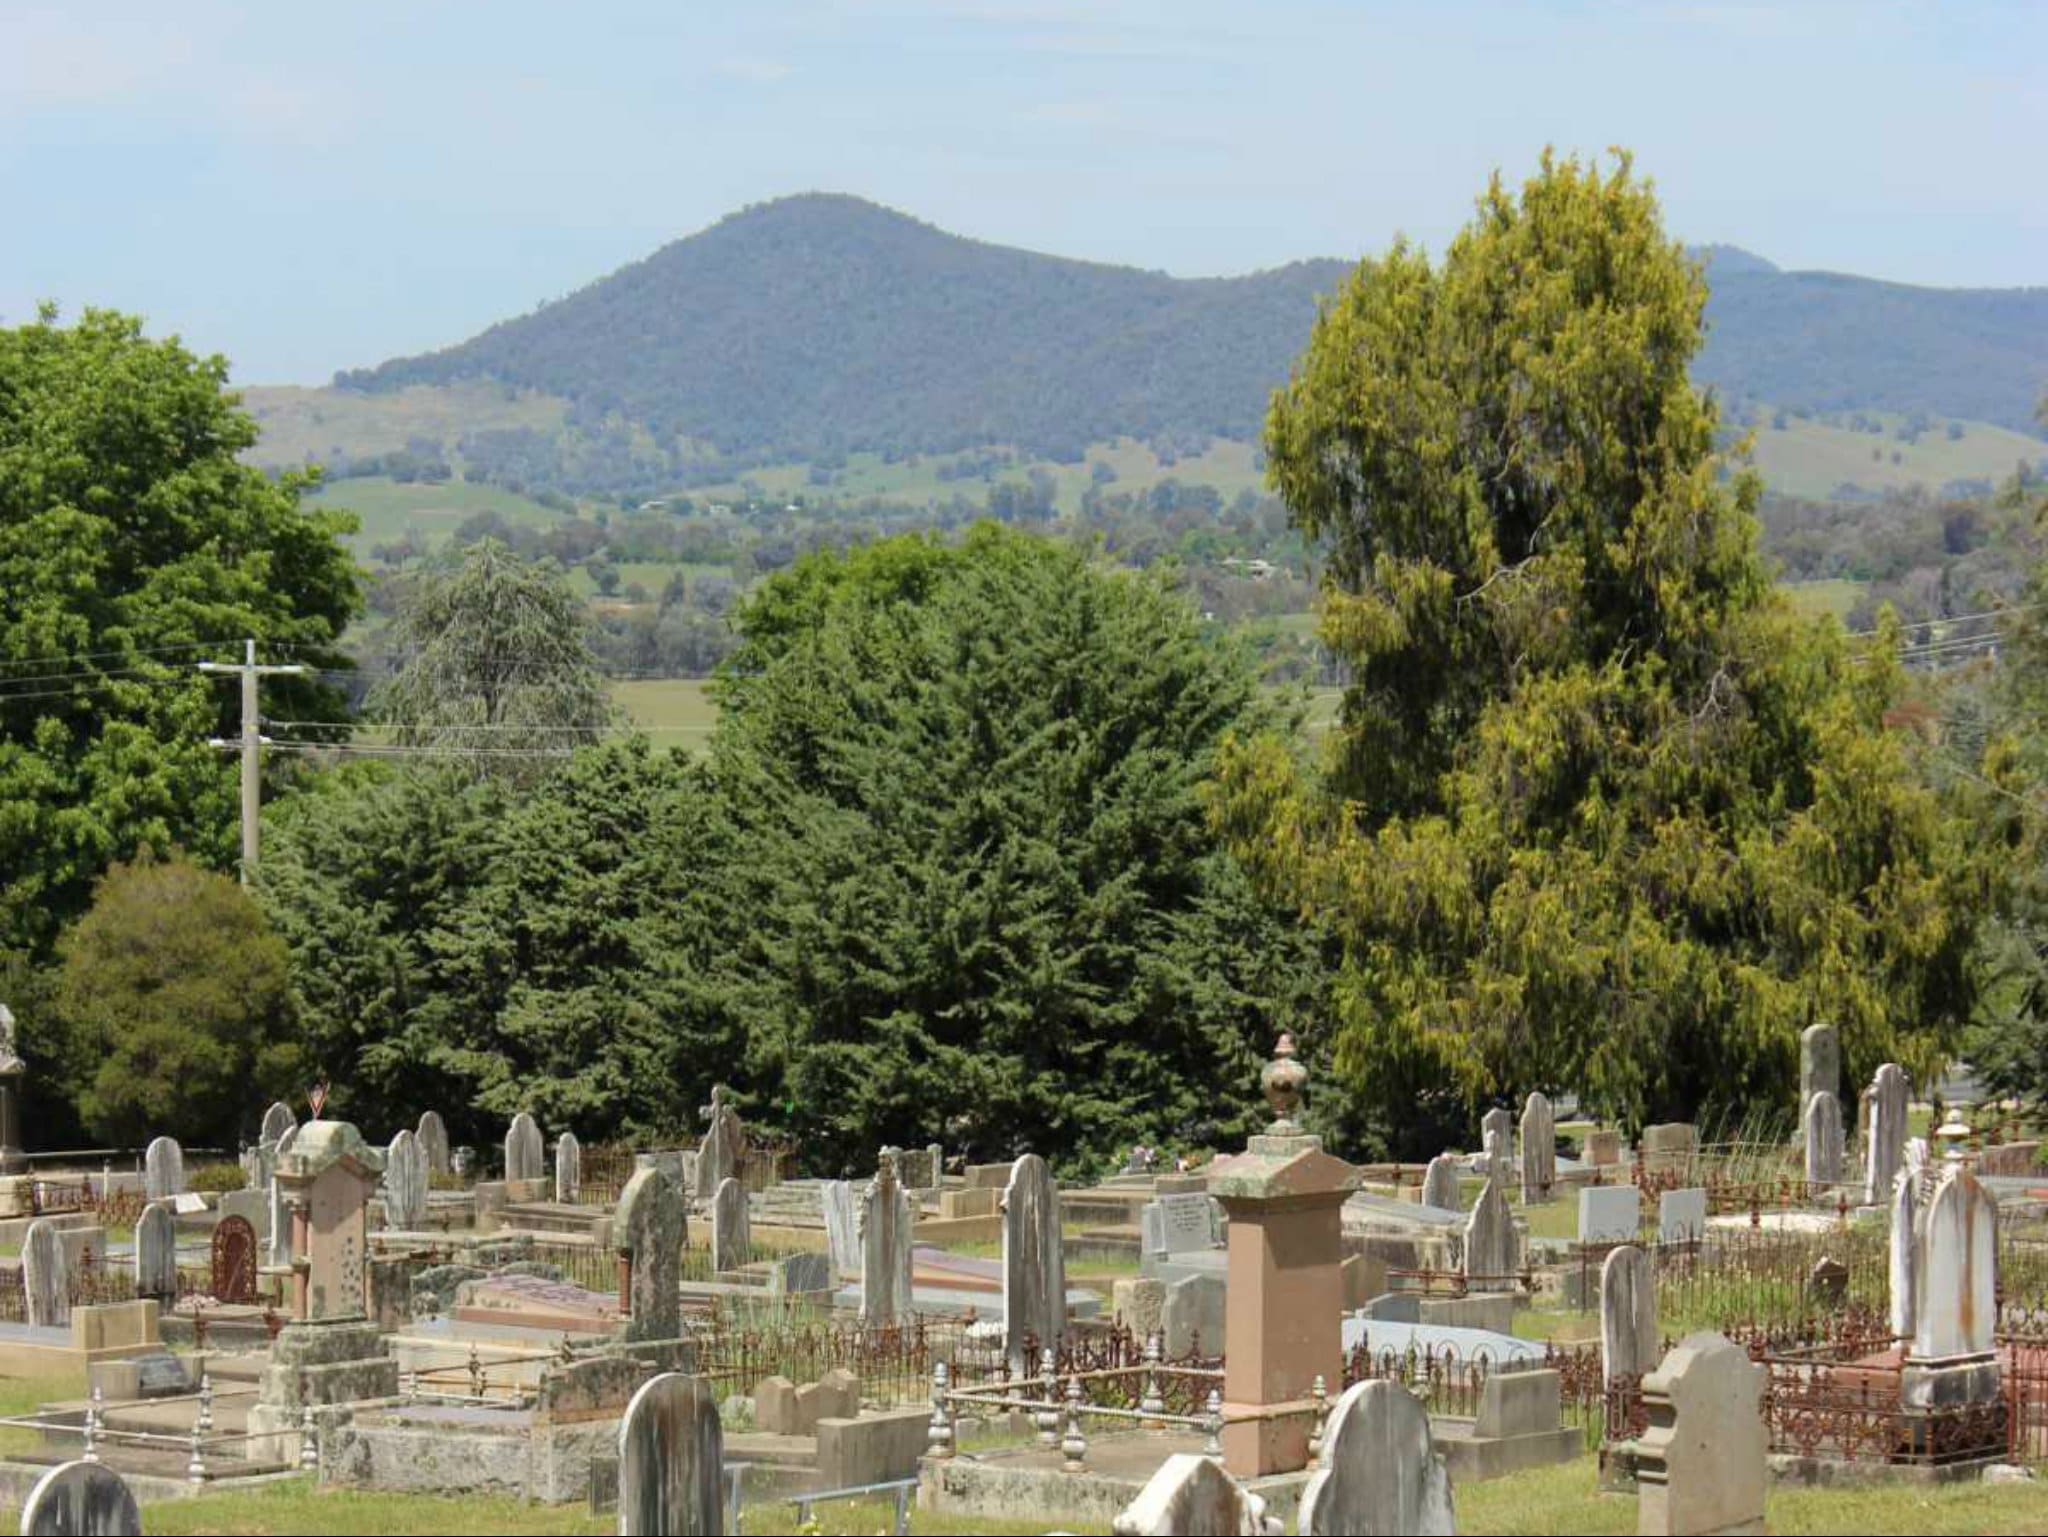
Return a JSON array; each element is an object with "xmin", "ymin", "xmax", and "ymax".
[{"xmin": 1260, "ymin": 1033, "xmax": 1307, "ymax": 1134}]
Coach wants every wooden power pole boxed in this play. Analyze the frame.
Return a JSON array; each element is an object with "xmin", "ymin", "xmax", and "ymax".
[{"xmin": 200, "ymin": 639, "xmax": 306, "ymax": 881}]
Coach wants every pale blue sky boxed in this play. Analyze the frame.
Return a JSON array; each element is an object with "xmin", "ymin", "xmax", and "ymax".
[{"xmin": 3, "ymin": 1, "xmax": 2040, "ymax": 384}]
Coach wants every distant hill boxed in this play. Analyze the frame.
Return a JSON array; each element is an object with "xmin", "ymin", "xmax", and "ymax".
[{"xmin": 321, "ymin": 194, "xmax": 2045, "ymax": 480}]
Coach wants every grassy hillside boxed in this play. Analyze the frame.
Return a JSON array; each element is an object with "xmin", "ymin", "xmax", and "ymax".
[
  {"xmin": 304, "ymin": 475, "xmax": 567, "ymax": 553},
  {"xmin": 242, "ymin": 380, "xmax": 568, "ymax": 465},
  {"xmin": 1741, "ymin": 411, "xmax": 2046, "ymax": 499}
]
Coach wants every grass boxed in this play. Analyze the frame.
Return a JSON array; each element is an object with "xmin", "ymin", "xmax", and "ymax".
[
  {"xmin": 610, "ymin": 678, "xmax": 718, "ymax": 736},
  {"xmin": 0, "ymin": 1368, "xmax": 85, "ymax": 1459},
  {"xmin": 1781, "ymin": 577, "xmax": 1868, "ymax": 623},
  {"xmin": 303, "ymin": 476, "xmax": 567, "ymax": 555},
  {"xmin": 1743, "ymin": 410, "xmax": 2045, "ymax": 501}
]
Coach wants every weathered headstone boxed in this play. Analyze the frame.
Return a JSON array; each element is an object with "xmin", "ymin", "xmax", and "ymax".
[
  {"xmin": 616, "ymin": 1164, "xmax": 685, "ymax": 1343},
  {"xmin": 274, "ymin": 1120, "xmax": 383, "ymax": 1321},
  {"xmin": 859, "ymin": 1149, "xmax": 913, "ymax": 1327},
  {"xmin": 1635, "ymin": 1333, "xmax": 1766, "ymax": 1537},
  {"xmin": 617, "ymin": 1371, "xmax": 723, "ymax": 1536},
  {"xmin": 382, "ymin": 1128, "xmax": 428, "ymax": 1231},
  {"xmin": 266, "ymin": 1171, "xmax": 290, "ymax": 1268},
  {"xmin": 260, "ymin": 1100, "xmax": 296, "ymax": 1149},
  {"xmin": 416, "ymin": 1110, "xmax": 450, "ymax": 1176},
  {"xmin": 1148, "ymin": 1192, "xmax": 1218, "ymax": 1254},
  {"xmin": 1803, "ymin": 1089, "xmax": 1844, "ymax": 1186},
  {"xmin": 143, "ymin": 1136, "xmax": 183, "ymax": 1202},
  {"xmin": 1162, "ymin": 1272, "xmax": 1226, "ymax": 1359},
  {"xmin": 1799, "ymin": 1021, "xmax": 1840, "ymax": 1117},
  {"xmin": 710, "ymin": 1177, "xmax": 750, "ymax": 1274},
  {"xmin": 1600, "ymin": 1244, "xmax": 1656, "ymax": 1389},
  {"xmin": 767, "ymin": 1251, "xmax": 832, "ymax": 1297},
  {"xmin": 1656, "ymin": 1188, "xmax": 1707, "ymax": 1246},
  {"xmin": 1420, "ymin": 1154, "xmax": 1461, "ymax": 1213},
  {"xmin": 1298, "ymin": 1379, "xmax": 1454, "ymax": 1536},
  {"xmin": 695, "ymin": 1086, "xmax": 746, "ymax": 1199},
  {"xmin": 1904, "ymin": 1165, "xmax": 2000, "ymax": 1411},
  {"xmin": 1809, "ymin": 1254, "xmax": 1849, "ymax": 1310},
  {"xmin": 1639, "ymin": 1123, "xmax": 1697, "ymax": 1181},
  {"xmin": 19, "ymin": 1459, "xmax": 141, "ymax": 1536},
  {"xmin": 1584, "ymin": 1127, "xmax": 1622, "ymax": 1167},
  {"xmin": 1578, "ymin": 1185, "xmax": 1639, "ymax": 1245},
  {"xmin": 1113, "ymin": 1276, "xmax": 1168, "ymax": 1342},
  {"xmin": 504, "ymin": 1112, "xmax": 543, "ymax": 1184},
  {"xmin": 1519, "ymin": 1091, "xmax": 1555, "ymax": 1203},
  {"xmin": 1113, "ymin": 1452, "xmax": 1276, "ymax": 1537},
  {"xmin": 1865, "ymin": 1062, "xmax": 1909, "ymax": 1206},
  {"xmin": 556, "ymin": 1130, "xmax": 582, "ymax": 1205},
  {"xmin": 1463, "ymin": 1179, "xmax": 1518, "ymax": 1292},
  {"xmin": 1480, "ymin": 1107, "xmax": 1513, "ymax": 1185},
  {"xmin": 22, "ymin": 1217, "xmax": 68, "ymax": 1326},
  {"xmin": 1888, "ymin": 1159, "xmax": 1920, "ymax": 1340},
  {"xmin": 251, "ymin": 1101, "xmax": 297, "ymax": 1189},
  {"xmin": 133, "ymin": 1202, "xmax": 177, "ymax": 1301},
  {"xmin": 1002, "ymin": 1153, "xmax": 1066, "ymax": 1371},
  {"xmin": 820, "ymin": 1179, "xmax": 859, "ymax": 1279}
]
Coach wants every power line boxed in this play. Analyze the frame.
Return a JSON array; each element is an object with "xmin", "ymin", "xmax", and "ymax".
[{"xmin": 267, "ymin": 719, "xmax": 712, "ymax": 734}]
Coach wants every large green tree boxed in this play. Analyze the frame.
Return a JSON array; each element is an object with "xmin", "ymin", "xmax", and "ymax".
[
  {"xmin": 1214, "ymin": 153, "xmax": 1988, "ymax": 1143},
  {"xmin": 0, "ymin": 307, "xmax": 358, "ymax": 962}
]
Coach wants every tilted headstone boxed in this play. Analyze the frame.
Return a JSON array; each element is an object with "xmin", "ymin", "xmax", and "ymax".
[
  {"xmin": 1113, "ymin": 1452, "xmax": 1276, "ymax": 1537},
  {"xmin": 143, "ymin": 1136, "xmax": 183, "ymax": 1202},
  {"xmin": 382, "ymin": 1128, "xmax": 428, "ymax": 1231},
  {"xmin": 1298, "ymin": 1378, "xmax": 1454, "ymax": 1536},
  {"xmin": 555, "ymin": 1129, "xmax": 581, "ymax": 1204},
  {"xmin": 133, "ymin": 1203, "xmax": 177, "ymax": 1301},
  {"xmin": 616, "ymin": 1164, "xmax": 686, "ymax": 1343},
  {"xmin": 1480, "ymin": 1107, "xmax": 1513, "ymax": 1185},
  {"xmin": 820, "ymin": 1179, "xmax": 859, "ymax": 1279},
  {"xmin": 1865, "ymin": 1062, "xmax": 1909, "ymax": 1206},
  {"xmin": 1578, "ymin": 1184, "xmax": 1639, "ymax": 1245},
  {"xmin": 1519, "ymin": 1091, "xmax": 1555, "ymax": 1203},
  {"xmin": 19, "ymin": 1459, "xmax": 142, "ymax": 1537},
  {"xmin": 710, "ymin": 1177, "xmax": 750, "ymax": 1273},
  {"xmin": 22, "ymin": 1217, "xmax": 69, "ymax": 1327},
  {"xmin": 1799, "ymin": 1021, "xmax": 1840, "ymax": 1116},
  {"xmin": 1161, "ymin": 1272, "xmax": 1226, "ymax": 1359},
  {"xmin": 1002, "ymin": 1153, "xmax": 1066, "ymax": 1371},
  {"xmin": 1803, "ymin": 1089, "xmax": 1844, "ymax": 1186},
  {"xmin": 416, "ymin": 1110, "xmax": 450, "ymax": 1175},
  {"xmin": 1420, "ymin": 1154, "xmax": 1461, "ymax": 1213},
  {"xmin": 1635, "ymin": 1333, "xmax": 1766, "ymax": 1537},
  {"xmin": 1911, "ymin": 1165, "xmax": 1997, "ymax": 1364},
  {"xmin": 1656, "ymin": 1188, "xmax": 1707, "ymax": 1245},
  {"xmin": 1600, "ymin": 1244, "xmax": 1657, "ymax": 1388},
  {"xmin": 695, "ymin": 1085, "xmax": 746, "ymax": 1199},
  {"xmin": 504, "ymin": 1112, "xmax": 544, "ymax": 1183},
  {"xmin": 617, "ymin": 1371, "xmax": 723, "ymax": 1536},
  {"xmin": 859, "ymin": 1149, "xmax": 913, "ymax": 1326},
  {"xmin": 1463, "ymin": 1178, "xmax": 1518, "ymax": 1292}
]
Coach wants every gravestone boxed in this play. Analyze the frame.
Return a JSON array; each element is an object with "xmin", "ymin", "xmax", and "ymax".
[
  {"xmin": 695, "ymin": 1086, "xmax": 746, "ymax": 1199},
  {"xmin": 1003, "ymin": 1154, "xmax": 1066, "ymax": 1371},
  {"xmin": 710, "ymin": 1177, "xmax": 750, "ymax": 1274},
  {"xmin": 1420, "ymin": 1154, "xmax": 1461, "ymax": 1213},
  {"xmin": 19, "ymin": 1460, "xmax": 141, "ymax": 1537},
  {"xmin": 1904, "ymin": 1165, "xmax": 2000, "ymax": 1412},
  {"xmin": 1578, "ymin": 1185, "xmax": 1639, "ymax": 1245},
  {"xmin": 252, "ymin": 1102, "xmax": 296, "ymax": 1190},
  {"xmin": 768, "ymin": 1251, "xmax": 832, "ymax": 1297},
  {"xmin": 820, "ymin": 1179, "xmax": 859, "ymax": 1279},
  {"xmin": 416, "ymin": 1110, "xmax": 450, "ymax": 1176},
  {"xmin": 1635, "ymin": 1333, "xmax": 1766, "ymax": 1537},
  {"xmin": 260, "ymin": 1100, "xmax": 296, "ymax": 1149},
  {"xmin": 1600, "ymin": 1245, "xmax": 1657, "ymax": 1388},
  {"xmin": 1113, "ymin": 1452, "xmax": 1275, "ymax": 1537},
  {"xmin": 1799, "ymin": 1021, "xmax": 1840, "ymax": 1116},
  {"xmin": 266, "ymin": 1172, "xmax": 291, "ymax": 1268},
  {"xmin": 133, "ymin": 1203, "xmax": 177, "ymax": 1301},
  {"xmin": 211, "ymin": 1214, "xmax": 259, "ymax": 1303},
  {"xmin": 1656, "ymin": 1188, "xmax": 1708, "ymax": 1245},
  {"xmin": 1803, "ymin": 1089, "xmax": 1844, "ymax": 1186},
  {"xmin": 1639, "ymin": 1123, "xmax": 1697, "ymax": 1181},
  {"xmin": 1809, "ymin": 1255, "xmax": 1849, "ymax": 1309},
  {"xmin": 556, "ymin": 1130, "xmax": 582, "ymax": 1205},
  {"xmin": 859, "ymin": 1149, "xmax": 913, "ymax": 1327},
  {"xmin": 1480, "ymin": 1107, "xmax": 1513, "ymax": 1184},
  {"xmin": 23, "ymin": 1217, "xmax": 68, "ymax": 1327},
  {"xmin": 926, "ymin": 1142, "xmax": 944, "ymax": 1187},
  {"xmin": 1888, "ymin": 1159, "xmax": 1920, "ymax": 1339},
  {"xmin": 618, "ymin": 1371, "xmax": 723, "ymax": 1536},
  {"xmin": 1584, "ymin": 1128, "xmax": 1622, "ymax": 1167},
  {"xmin": 504, "ymin": 1112, "xmax": 544, "ymax": 1184},
  {"xmin": 382, "ymin": 1128, "xmax": 428, "ymax": 1231},
  {"xmin": 616, "ymin": 1164, "xmax": 685, "ymax": 1343},
  {"xmin": 1298, "ymin": 1379, "xmax": 1454, "ymax": 1536},
  {"xmin": 1865, "ymin": 1062, "xmax": 1909, "ymax": 1206},
  {"xmin": 1148, "ymin": 1192, "xmax": 1218, "ymax": 1254},
  {"xmin": 1113, "ymin": 1276, "xmax": 1168, "ymax": 1342},
  {"xmin": 1519, "ymin": 1091, "xmax": 1555, "ymax": 1203},
  {"xmin": 143, "ymin": 1136, "xmax": 183, "ymax": 1202},
  {"xmin": 1162, "ymin": 1272, "xmax": 1226, "ymax": 1359},
  {"xmin": 275, "ymin": 1121, "xmax": 382, "ymax": 1321},
  {"xmin": 1463, "ymin": 1179, "xmax": 1518, "ymax": 1292}
]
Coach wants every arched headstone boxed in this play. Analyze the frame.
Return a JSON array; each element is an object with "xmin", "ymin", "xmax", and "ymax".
[
  {"xmin": 1889, "ymin": 1160, "xmax": 1920, "ymax": 1340},
  {"xmin": 1420, "ymin": 1154, "xmax": 1461, "ymax": 1213},
  {"xmin": 1600, "ymin": 1244, "xmax": 1656, "ymax": 1389},
  {"xmin": 1002, "ymin": 1153, "xmax": 1065, "ymax": 1371},
  {"xmin": 1803, "ymin": 1089, "xmax": 1844, "ymax": 1186},
  {"xmin": 20, "ymin": 1460, "xmax": 141, "ymax": 1536},
  {"xmin": 1912, "ymin": 1166, "xmax": 1997, "ymax": 1361},
  {"xmin": 1113, "ymin": 1452, "xmax": 1273, "ymax": 1536},
  {"xmin": 618, "ymin": 1372, "xmax": 723, "ymax": 1536},
  {"xmin": 616, "ymin": 1164, "xmax": 685, "ymax": 1342},
  {"xmin": 1519, "ymin": 1091, "xmax": 1555, "ymax": 1202},
  {"xmin": 1799, "ymin": 1022, "xmax": 1840, "ymax": 1116},
  {"xmin": 211, "ymin": 1214, "xmax": 258, "ymax": 1304},
  {"xmin": 555, "ymin": 1129, "xmax": 581, "ymax": 1204},
  {"xmin": 1299, "ymin": 1379, "xmax": 1453, "ymax": 1535},
  {"xmin": 22, "ymin": 1218, "xmax": 69, "ymax": 1327},
  {"xmin": 383, "ymin": 1128, "xmax": 428, "ymax": 1230},
  {"xmin": 143, "ymin": 1136, "xmax": 183, "ymax": 1202},
  {"xmin": 1865, "ymin": 1062, "xmax": 1909, "ymax": 1205},
  {"xmin": 133, "ymin": 1203, "xmax": 177, "ymax": 1301},
  {"xmin": 710, "ymin": 1177, "xmax": 750, "ymax": 1273},
  {"xmin": 416, "ymin": 1110, "xmax": 450, "ymax": 1176},
  {"xmin": 505, "ymin": 1112, "xmax": 543, "ymax": 1184},
  {"xmin": 259, "ymin": 1101, "xmax": 296, "ymax": 1151}
]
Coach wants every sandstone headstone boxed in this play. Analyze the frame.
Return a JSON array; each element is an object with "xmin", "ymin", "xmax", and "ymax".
[
  {"xmin": 416, "ymin": 1110, "xmax": 450, "ymax": 1176},
  {"xmin": 1800, "ymin": 1022, "xmax": 1840, "ymax": 1117},
  {"xmin": 555, "ymin": 1129, "xmax": 581, "ymax": 1205},
  {"xmin": 1519, "ymin": 1091, "xmax": 1555, "ymax": 1203},
  {"xmin": 820, "ymin": 1179, "xmax": 859, "ymax": 1279},
  {"xmin": 1114, "ymin": 1452, "xmax": 1275, "ymax": 1537},
  {"xmin": 23, "ymin": 1217, "xmax": 68, "ymax": 1327},
  {"xmin": 859, "ymin": 1150, "xmax": 913, "ymax": 1327},
  {"xmin": 133, "ymin": 1203, "xmax": 177, "ymax": 1301},
  {"xmin": 1420, "ymin": 1154, "xmax": 1461, "ymax": 1213},
  {"xmin": 143, "ymin": 1136, "xmax": 183, "ymax": 1202},
  {"xmin": 276, "ymin": 1120, "xmax": 382, "ymax": 1321},
  {"xmin": 1578, "ymin": 1185, "xmax": 1639, "ymax": 1246},
  {"xmin": 1600, "ymin": 1244, "xmax": 1657, "ymax": 1388},
  {"xmin": 1298, "ymin": 1379, "xmax": 1454, "ymax": 1536},
  {"xmin": 1866, "ymin": 1062, "xmax": 1909, "ymax": 1205},
  {"xmin": 1463, "ymin": 1179, "xmax": 1518, "ymax": 1292},
  {"xmin": 1803, "ymin": 1089, "xmax": 1844, "ymax": 1186},
  {"xmin": 1162, "ymin": 1272, "xmax": 1226, "ymax": 1358},
  {"xmin": 382, "ymin": 1128, "xmax": 428, "ymax": 1231},
  {"xmin": 754, "ymin": 1375, "xmax": 801, "ymax": 1436},
  {"xmin": 1002, "ymin": 1153, "xmax": 1066, "ymax": 1370},
  {"xmin": 19, "ymin": 1459, "xmax": 141, "ymax": 1537},
  {"xmin": 616, "ymin": 1164, "xmax": 686, "ymax": 1343},
  {"xmin": 1656, "ymin": 1188, "xmax": 1707, "ymax": 1246},
  {"xmin": 710, "ymin": 1177, "xmax": 750, "ymax": 1274},
  {"xmin": 1584, "ymin": 1128, "xmax": 1622, "ymax": 1167},
  {"xmin": 1113, "ymin": 1276, "xmax": 1168, "ymax": 1341},
  {"xmin": 1639, "ymin": 1123, "xmax": 1697, "ymax": 1181},
  {"xmin": 504, "ymin": 1112, "xmax": 543, "ymax": 1183},
  {"xmin": 1635, "ymin": 1333, "xmax": 1766, "ymax": 1537},
  {"xmin": 695, "ymin": 1086, "xmax": 746, "ymax": 1198},
  {"xmin": 618, "ymin": 1371, "xmax": 723, "ymax": 1536}
]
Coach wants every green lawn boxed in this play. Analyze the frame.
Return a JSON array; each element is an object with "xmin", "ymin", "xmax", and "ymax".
[{"xmin": 611, "ymin": 678, "xmax": 718, "ymax": 740}]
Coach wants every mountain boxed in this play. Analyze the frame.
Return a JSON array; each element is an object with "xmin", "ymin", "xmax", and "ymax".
[{"xmin": 331, "ymin": 194, "xmax": 2047, "ymax": 474}]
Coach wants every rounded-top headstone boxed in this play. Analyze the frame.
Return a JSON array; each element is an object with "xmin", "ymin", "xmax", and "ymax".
[
  {"xmin": 143, "ymin": 1135, "xmax": 183, "ymax": 1202},
  {"xmin": 20, "ymin": 1459, "xmax": 141, "ymax": 1536},
  {"xmin": 383, "ymin": 1127, "xmax": 428, "ymax": 1231},
  {"xmin": 505, "ymin": 1111, "xmax": 543, "ymax": 1183},
  {"xmin": 1299, "ymin": 1378, "xmax": 1454, "ymax": 1535},
  {"xmin": 416, "ymin": 1110, "xmax": 450, "ymax": 1175},
  {"xmin": 258, "ymin": 1101, "xmax": 296, "ymax": 1150},
  {"xmin": 617, "ymin": 1371, "xmax": 723, "ymax": 1536}
]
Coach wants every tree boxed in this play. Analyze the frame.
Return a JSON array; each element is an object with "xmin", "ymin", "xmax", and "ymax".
[
  {"xmin": 0, "ymin": 307, "xmax": 359, "ymax": 961},
  {"xmin": 1215, "ymin": 153, "xmax": 1988, "ymax": 1146},
  {"xmin": 53, "ymin": 854, "xmax": 303, "ymax": 1146},
  {"xmin": 369, "ymin": 539, "xmax": 615, "ymax": 776}
]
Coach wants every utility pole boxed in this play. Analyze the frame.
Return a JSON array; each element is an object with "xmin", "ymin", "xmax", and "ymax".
[{"xmin": 199, "ymin": 639, "xmax": 306, "ymax": 882}]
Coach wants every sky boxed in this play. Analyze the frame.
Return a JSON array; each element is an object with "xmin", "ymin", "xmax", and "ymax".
[{"xmin": 2, "ymin": 0, "xmax": 2041, "ymax": 385}]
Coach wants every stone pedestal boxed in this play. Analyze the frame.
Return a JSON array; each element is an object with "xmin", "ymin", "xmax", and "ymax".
[
  {"xmin": 1901, "ymin": 1353, "xmax": 2000, "ymax": 1411},
  {"xmin": 249, "ymin": 1315, "xmax": 400, "ymax": 1465}
]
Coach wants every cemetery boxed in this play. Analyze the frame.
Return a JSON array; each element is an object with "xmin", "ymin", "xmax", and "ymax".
[{"xmin": 0, "ymin": 1021, "xmax": 2032, "ymax": 1533}]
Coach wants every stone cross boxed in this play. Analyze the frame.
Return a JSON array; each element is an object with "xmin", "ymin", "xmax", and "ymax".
[
  {"xmin": 1001, "ymin": 1153, "xmax": 1066, "ymax": 1373},
  {"xmin": 22, "ymin": 1217, "xmax": 69, "ymax": 1327},
  {"xmin": 616, "ymin": 1163, "xmax": 685, "ymax": 1342},
  {"xmin": 695, "ymin": 1086, "xmax": 746, "ymax": 1199},
  {"xmin": 1298, "ymin": 1379, "xmax": 1454, "ymax": 1535},
  {"xmin": 617, "ymin": 1371, "xmax": 723, "ymax": 1536},
  {"xmin": 859, "ymin": 1148, "xmax": 914, "ymax": 1327},
  {"xmin": 133, "ymin": 1203, "xmax": 177, "ymax": 1302},
  {"xmin": 1463, "ymin": 1178, "xmax": 1518, "ymax": 1293},
  {"xmin": 1802, "ymin": 1089, "xmax": 1844, "ymax": 1186},
  {"xmin": 504, "ymin": 1112, "xmax": 544, "ymax": 1184},
  {"xmin": 415, "ymin": 1110, "xmax": 450, "ymax": 1176},
  {"xmin": 19, "ymin": 1459, "xmax": 142, "ymax": 1537},
  {"xmin": 1419, "ymin": 1154, "xmax": 1461, "ymax": 1213},
  {"xmin": 143, "ymin": 1136, "xmax": 184, "ymax": 1202},
  {"xmin": 555, "ymin": 1130, "xmax": 582, "ymax": 1205},
  {"xmin": 1600, "ymin": 1244, "xmax": 1656, "ymax": 1389},
  {"xmin": 710, "ymin": 1177, "xmax": 750, "ymax": 1274},
  {"xmin": 1112, "ymin": 1452, "xmax": 1277, "ymax": 1536},
  {"xmin": 382, "ymin": 1128, "xmax": 428, "ymax": 1231},
  {"xmin": 1519, "ymin": 1091, "xmax": 1555, "ymax": 1203},
  {"xmin": 1865, "ymin": 1062, "xmax": 1909, "ymax": 1206},
  {"xmin": 1634, "ymin": 1333, "xmax": 1766, "ymax": 1537}
]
